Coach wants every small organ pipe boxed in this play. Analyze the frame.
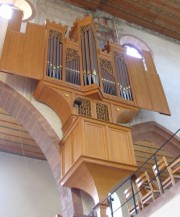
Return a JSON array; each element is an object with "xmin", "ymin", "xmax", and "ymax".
[
  {"xmin": 47, "ymin": 37, "xmax": 51, "ymax": 76},
  {"xmin": 52, "ymin": 36, "xmax": 57, "ymax": 78},
  {"xmin": 59, "ymin": 43, "xmax": 62, "ymax": 80},
  {"xmin": 77, "ymin": 56, "xmax": 80, "ymax": 85},
  {"xmin": 49, "ymin": 37, "xmax": 54, "ymax": 77},
  {"xmin": 56, "ymin": 40, "xmax": 60, "ymax": 79}
]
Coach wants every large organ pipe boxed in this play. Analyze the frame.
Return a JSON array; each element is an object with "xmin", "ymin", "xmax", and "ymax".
[
  {"xmin": 81, "ymin": 33, "xmax": 87, "ymax": 85},
  {"xmin": 89, "ymin": 28, "xmax": 96, "ymax": 84},
  {"xmin": 81, "ymin": 25, "xmax": 99, "ymax": 86},
  {"xmin": 91, "ymin": 30, "xmax": 99, "ymax": 85},
  {"xmin": 89, "ymin": 29, "xmax": 99, "ymax": 85},
  {"xmin": 85, "ymin": 31, "xmax": 91, "ymax": 85}
]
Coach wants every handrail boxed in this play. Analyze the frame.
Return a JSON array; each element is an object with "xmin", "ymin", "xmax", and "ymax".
[{"xmin": 87, "ymin": 128, "xmax": 180, "ymax": 216}]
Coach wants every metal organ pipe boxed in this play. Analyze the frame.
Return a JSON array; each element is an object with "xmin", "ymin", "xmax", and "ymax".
[
  {"xmin": 114, "ymin": 53, "xmax": 133, "ymax": 101},
  {"xmin": 81, "ymin": 33, "xmax": 87, "ymax": 85},
  {"xmin": 65, "ymin": 47, "xmax": 80, "ymax": 85},
  {"xmin": 81, "ymin": 26, "xmax": 99, "ymax": 86},
  {"xmin": 46, "ymin": 30, "xmax": 63, "ymax": 80},
  {"xmin": 85, "ymin": 31, "xmax": 91, "ymax": 85},
  {"xmin": 89, "ymin": 28, "xmax": 99, "ymax": 85},
  {"xmin": 101, "ymin": 60, "xmax": 116, "ymax": 96}
]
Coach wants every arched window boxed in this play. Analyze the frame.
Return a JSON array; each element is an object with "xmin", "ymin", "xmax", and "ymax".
[
  {"xmin": 120, "ymin": 35, "xmax": 153, "ymax": 71},
  {"xmin": 123, "ymin": 43, "xmax": 143, "ymax": 59},
  {"xmin": 123, "ymin": 43, "xmax": 147, "ymax": 71}
]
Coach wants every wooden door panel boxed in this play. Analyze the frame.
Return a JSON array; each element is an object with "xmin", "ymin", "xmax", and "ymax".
[{"xmin": 127, "ymin": 56, "xmax": 153, "ymax": 110}]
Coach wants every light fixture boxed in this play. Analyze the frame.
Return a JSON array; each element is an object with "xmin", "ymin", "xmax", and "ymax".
[
  {"xmin": 0, "ymin": 0, "xmax": 35, "ymax": 22},
  {"xmin": 0, "ymin": 4, "xmax": 13, "ymax": 20}
]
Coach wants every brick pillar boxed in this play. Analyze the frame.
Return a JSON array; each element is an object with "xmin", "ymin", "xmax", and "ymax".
[{"xmin": 59, "ymin": 186, "xmax": 85, "ymax": 217}]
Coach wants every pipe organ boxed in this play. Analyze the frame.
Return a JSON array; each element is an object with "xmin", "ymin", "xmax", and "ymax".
[
  {"xmin": 81, "ymin": 25, "xmax": 99, "ymax": 86},
  {"xmin": 65, "ymin": 48, "xmax": 80, "ymax": 85},
  {"xmin": 114, "ymin": 52, "xmax": 133, "ymax": 101},
  {"xmin": 46, "ymin": 30, "xmax": 63, "ymax": 80},
  {"xmin": 0, "ymin": 11, "xmax": 171, "ymax": 215}
]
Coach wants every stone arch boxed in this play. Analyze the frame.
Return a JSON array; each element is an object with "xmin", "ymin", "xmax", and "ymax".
[
  {"xmin": 0, "ymin": 80, "xmax": 60, "ymax": 180},
  {"xmin": 132, "ymin": 121, "xmax": 180, "ymax": 157}
]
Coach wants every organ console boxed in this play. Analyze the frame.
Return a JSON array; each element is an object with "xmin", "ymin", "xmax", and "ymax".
[{"xmin": 0, "ymin": 9, "xmax": 171, "ymax": 212}]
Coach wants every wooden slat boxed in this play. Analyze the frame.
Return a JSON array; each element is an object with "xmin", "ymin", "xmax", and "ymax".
[
  {"xmin": 0, "ymin": 125, "xmax": 34, "ymax": 140},
  {"xmin": 0, "ymin": 108, "xmax": 45, "ymax": 160},
  {"xmin": 0, "ymin": 131, "xmax": 37, "ymax": 146},
  {"xmin": 0, "ymin": 115, "xmax": 28, "ymax": 128},
  {"xmin": 0, "ymin": 145, "xmax": 45, "ymax": 160},
  {"xmin": 134, "ymin": 144, "xmax": 170, "ymax": 157},
  {"xmin": 135, "ymin": 154, "xmax": 174, "ymax": 164}
]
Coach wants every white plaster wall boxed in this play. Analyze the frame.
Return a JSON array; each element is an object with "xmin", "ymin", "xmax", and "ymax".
[
  {"xmin": 0, "ymin": 152, "xmax": 61, "ymax": 217},
  {"xmin": 35, "ymin": 0, "xmax": 86, "ymax": 33}
]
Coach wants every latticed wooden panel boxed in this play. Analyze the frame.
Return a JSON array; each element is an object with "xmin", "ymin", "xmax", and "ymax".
[
  {"xmin": 96, "ymin": 102, "xmax": 110, "ymax": 122},
  {"xmin": 78, "ymin": 98, "xmax": 92, "ymax": 117}
]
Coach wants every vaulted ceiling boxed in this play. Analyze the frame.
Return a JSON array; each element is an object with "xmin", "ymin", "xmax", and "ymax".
[{"xmin": 64, "ymin": 0, "xmax": 180, "ymax": 41}]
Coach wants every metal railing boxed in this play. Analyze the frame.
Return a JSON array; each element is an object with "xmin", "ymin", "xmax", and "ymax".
[{"xmin": 87, "ymin": 129, "xmax": 180, "ymax": 217}]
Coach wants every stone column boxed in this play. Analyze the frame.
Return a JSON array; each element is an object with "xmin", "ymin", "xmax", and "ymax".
[{"xmin": 59, "ymin": 186, "xmax": 85, "ymax": 217}]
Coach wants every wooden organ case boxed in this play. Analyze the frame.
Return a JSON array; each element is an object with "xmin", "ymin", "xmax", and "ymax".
[{"xmin": 0, "ymin": 10, "xmax": 170, "ymax": 214}]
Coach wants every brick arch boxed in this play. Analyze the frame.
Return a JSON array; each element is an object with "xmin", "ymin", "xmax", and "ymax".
[
  {"xmin": 0, "ymin": 80, "xmax": 61, "ymax": 181},
  {"xmin": 132, "ymin": 121, "xmax": 180, "ymax": 157}
]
